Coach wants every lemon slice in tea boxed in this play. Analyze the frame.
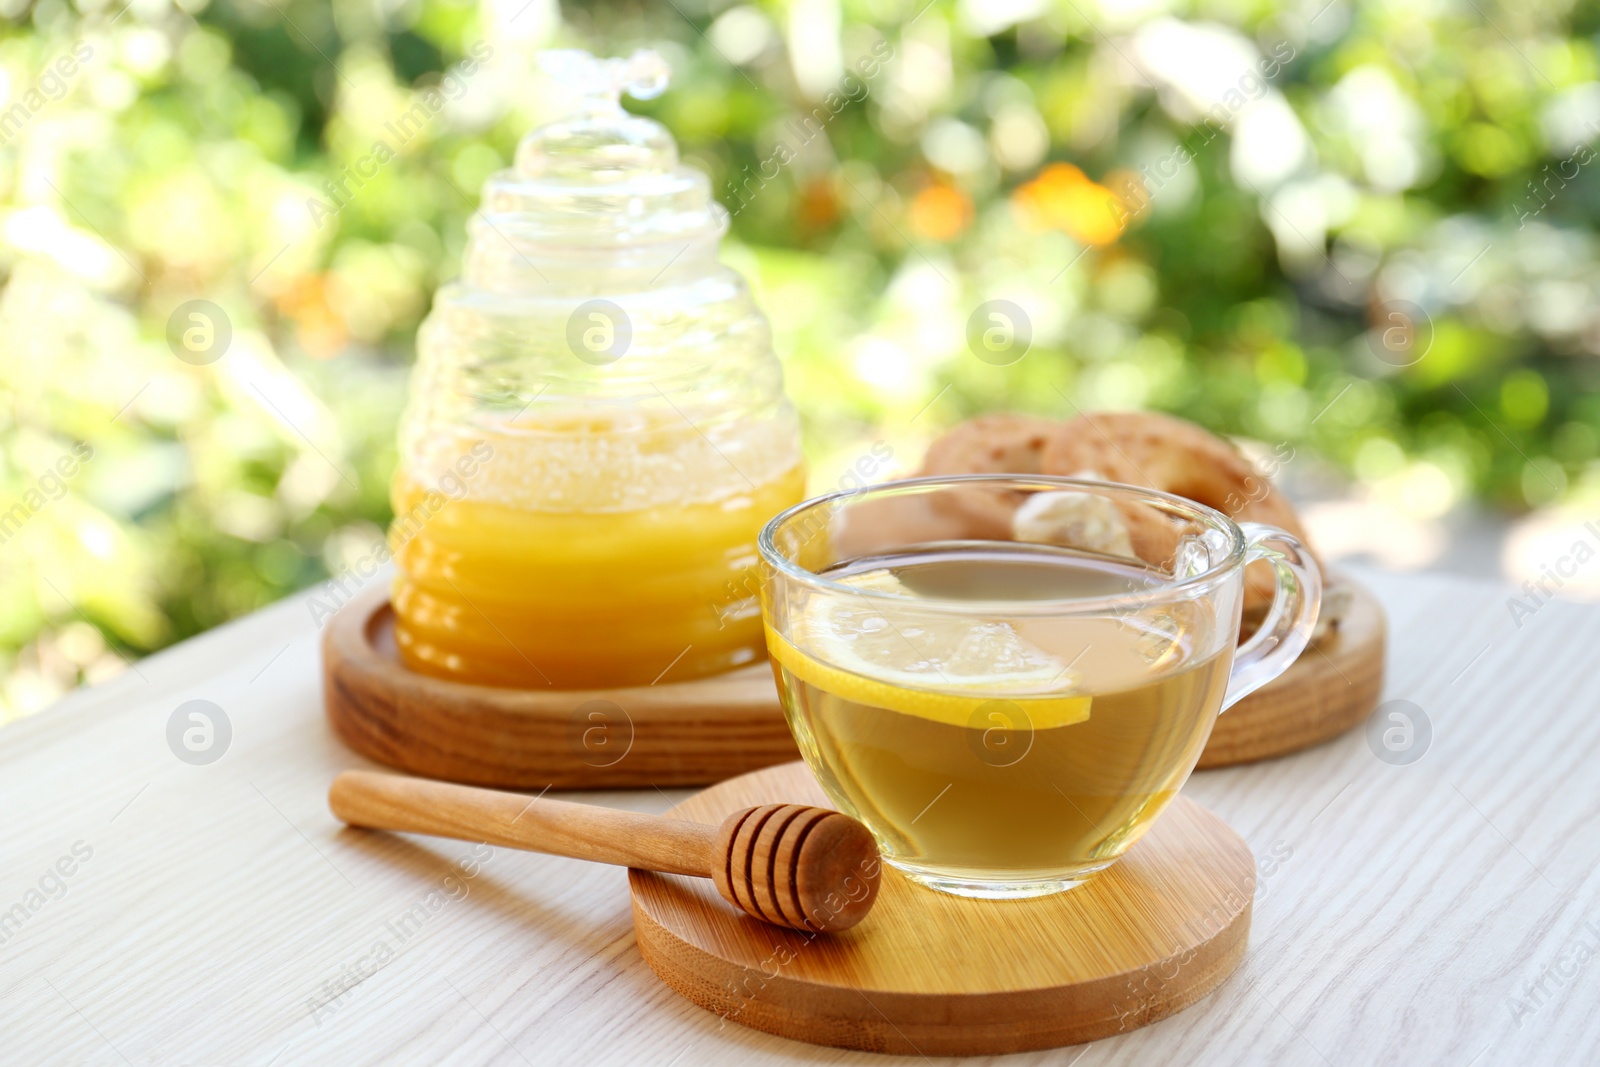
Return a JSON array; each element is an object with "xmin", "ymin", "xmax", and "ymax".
[{"xmin": 765, "ymin": 570, "xmax": 1091, "ymax": 728}]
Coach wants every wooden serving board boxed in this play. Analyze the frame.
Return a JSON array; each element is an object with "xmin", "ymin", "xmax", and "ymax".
[
  {"xmin": 323, "ymin": 576, "xmax": 1384, "ymax": 788},
  {"xmin": 1200, "ymin": 574, "xmax": 1386, "ymax": 768},
  {"xmin": 630, "ymin": 760, "xmax": 1254, "ymax": 1055},
  {"xmin": 322, "ymin": 583, "xmax": 799, "ymax": 789}
]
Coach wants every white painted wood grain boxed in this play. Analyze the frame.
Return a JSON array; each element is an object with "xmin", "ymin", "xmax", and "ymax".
[{"xmin": 1, "ymin": 566, "xmax": 1598, "ymax": 1065}]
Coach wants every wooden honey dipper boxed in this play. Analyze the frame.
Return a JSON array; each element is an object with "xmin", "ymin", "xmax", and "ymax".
[{"xmin": 329, "ymin": 771, "xmax": 882, "ymax": 933}]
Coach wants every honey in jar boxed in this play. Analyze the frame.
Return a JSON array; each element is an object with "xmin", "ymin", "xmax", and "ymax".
[{"xmin": 388, "ymin": 51, "xmax": 804, "ymax": 689}]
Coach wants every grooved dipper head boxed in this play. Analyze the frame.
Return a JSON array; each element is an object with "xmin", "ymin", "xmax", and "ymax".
[{"xmin": 711, "ymin": 803, "xmax": 881, "ymax": 933}]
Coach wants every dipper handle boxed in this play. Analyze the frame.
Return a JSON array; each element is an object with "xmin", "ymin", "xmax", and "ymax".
[{"xmin": 330, "ymin": 770, "xmax": 716, "ymax": 877}]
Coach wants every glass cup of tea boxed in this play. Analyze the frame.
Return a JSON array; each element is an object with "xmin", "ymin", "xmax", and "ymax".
[{"xmin": 757, "ymin": 474, "xmax": 1320, "ymax": 899}]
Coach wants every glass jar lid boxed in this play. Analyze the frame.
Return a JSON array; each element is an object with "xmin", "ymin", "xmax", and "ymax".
[{"xmin": 477, "ymin": 49, "xmax": 727, "ymax": 251}]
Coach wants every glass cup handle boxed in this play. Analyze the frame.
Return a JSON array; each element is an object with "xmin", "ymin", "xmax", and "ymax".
[{"xmin": 1222, "ymin": 522, "xmax": 1323, "ymax": 711}]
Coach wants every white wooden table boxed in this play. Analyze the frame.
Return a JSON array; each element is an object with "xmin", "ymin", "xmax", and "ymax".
[{"xmin": 2, "ymin": 566, "xmax": 1597, "ymax": 1065}]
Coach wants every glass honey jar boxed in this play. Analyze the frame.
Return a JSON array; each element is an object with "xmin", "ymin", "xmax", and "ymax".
[{"xmin": 389, "ymin": 50, "xmax": 804, "ymax": 689}]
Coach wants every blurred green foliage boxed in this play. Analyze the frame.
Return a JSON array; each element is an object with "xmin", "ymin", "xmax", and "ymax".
[{"xmin": 3, "ymin": 0, "xmax": 1600, "ymax": 718}]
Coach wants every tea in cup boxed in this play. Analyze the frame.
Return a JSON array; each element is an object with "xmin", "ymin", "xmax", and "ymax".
[{"xmin": 759, "ymin": 476, "xmax": 1319, "ymax": 898}]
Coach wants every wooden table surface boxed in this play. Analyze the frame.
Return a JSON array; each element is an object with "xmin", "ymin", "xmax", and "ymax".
[{"xmin": 3, "ymin": 565, "xmax": 1598, "ymax": 1065}]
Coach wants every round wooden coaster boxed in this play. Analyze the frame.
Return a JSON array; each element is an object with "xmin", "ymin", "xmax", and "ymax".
[
  {"xmin": 322, "ymin": 576, "xmax": 1384, "ymax": 788},
  {"xmin": 1197, "ymin": 576, "xmax": 1386, "ymax": 769},
  {"xmin": 630, "ymin": 761, "xmax": 1254, "ymax": 1055},
  {"xmin": 322, "ymin": 583, "xmax": 799, "ymax": 789}
]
